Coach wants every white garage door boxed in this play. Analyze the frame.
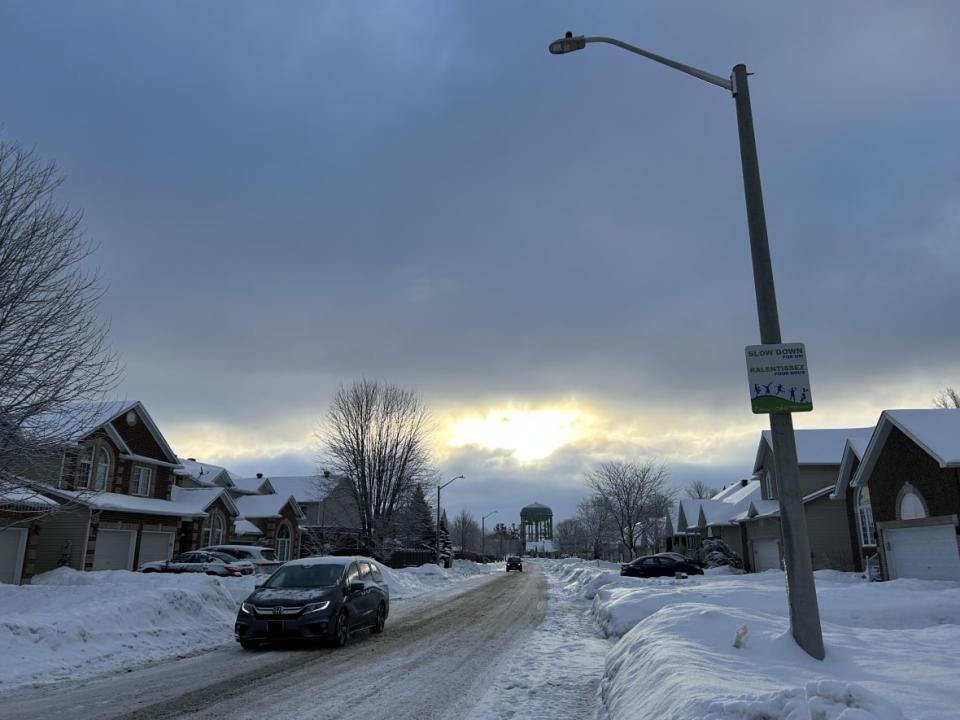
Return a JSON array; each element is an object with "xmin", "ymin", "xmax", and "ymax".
[
  {"xmin": 885, "ymin": 524, "xmax": 960, "ymax": 581},
  {"xmin": 93, "ymin": 529, "xmax": 135, "ymax": 571},
  {"xmin": 753, "ymin": 539, "xmax": 781, "ymax": 572},
  {"xmin": 138, "ymin": 531, "xmax": 174, "ymax": 566},
  {"xmin": 0, "ymin": 528, "xmax": 28, "ymax": 584}
]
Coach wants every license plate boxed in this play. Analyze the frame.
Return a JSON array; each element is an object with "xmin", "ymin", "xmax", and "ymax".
[{"xmin": 268, "ymin": 620, "xmax": 283, "ymax": 634}]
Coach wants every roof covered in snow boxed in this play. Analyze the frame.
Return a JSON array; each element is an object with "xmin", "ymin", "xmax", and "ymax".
[
  {"xmin": 0, "ymin": 476, "xmax": 58, "ymax": 509},
  {"xmin": 852, "ymin": 409, "xmax": 960, "ymax": 488},
  {"xmin": 755, "ymin": 427, "xmax": 874, "ymax": 472},
  {"xmin": 234, "ymin": 493, "xmax": 304, "ymax": 520},
  {"xmin": 175, "ymin": 458, "xmax": 234, "ymax": 487},
  {"xmin": 233, "ymin": 518, "xmax": 263, "ymax": 536},
  {"xmin": 169, "ymin": 485, "xmax": 238, "ymax": 516},
  {"xmin": 231, "ymin": 476, "xmax": 275, "ymax": 495},
  {"xmin": 266, "ymin": 476, "xmax": 328, "ymax": 504},
  {"xmin": 43, "ymin": 488, "xmax": 208, "ymax": 518},
  {"xmin": 522, "ymin": 501, "xmax": 550, "ymax": 510}
]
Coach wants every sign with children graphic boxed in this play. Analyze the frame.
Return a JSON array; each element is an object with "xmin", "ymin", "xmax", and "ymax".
[{"xmin": 745, "ymin": 343, "xmax": 813, "ymax": 414}]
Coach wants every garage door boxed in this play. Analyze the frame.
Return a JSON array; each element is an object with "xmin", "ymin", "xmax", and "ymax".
[
  {"xmin": 0, "ymin": 528, "xmax": 28, "ymax": 584},
  {"xmin": 93, "ymin": 529, "xmax": 135, "ymax": 571},
  {"xmin": 884, "ymin": 524, "xmax": 960, "ymax": 581},
  {"xmin": 138, "ymin": 531, "xmax": 174, "ymax": 567},
  {"xmin": 752, "ymin": 539, "xmax": 781, "ymax": 572}
]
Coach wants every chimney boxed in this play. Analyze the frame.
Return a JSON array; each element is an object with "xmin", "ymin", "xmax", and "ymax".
[
  {"xmin": 741, "ymin": 478, "xmax": 748, "ymax": 487},
  {"xmin": 187, "ymin": 457, "xmax": 196, "ymax": 462},
  {"xmin": 256, "ymin": 473, "xmax": 263, "ymax": 479}
]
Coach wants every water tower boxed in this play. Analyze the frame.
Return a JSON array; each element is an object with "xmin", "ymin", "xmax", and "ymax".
[{"xmin": 520, "ymin": 502, "xmax": 553, "ymax": 556}]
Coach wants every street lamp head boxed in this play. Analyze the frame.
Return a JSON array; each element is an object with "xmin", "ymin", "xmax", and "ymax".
[{"xmin": 548, "ymin": 32, "xmax": 586, "ymax": 55}]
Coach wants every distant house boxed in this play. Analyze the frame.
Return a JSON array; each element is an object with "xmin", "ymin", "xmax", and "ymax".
[
  {"xmin": 0, "ymin": 477, "xmax": 57, "ymax": 584},
  {"xmin": 846, "ymin": 410, "xmax": 960, "ymax": 581},
  {"xmin": 738, "ymin": 427, "xmax": 873, "ymax": 572},
  {"xmin": 230, "ymin": 491, "xmax": 304, "ymax": 561},
  {"xmin": 664, "ymin": 479, "xmax": 761, "ymax": 560}
]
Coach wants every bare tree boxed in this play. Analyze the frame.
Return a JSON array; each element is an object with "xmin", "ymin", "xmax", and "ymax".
[
  {"xmin": 586, "ymin": 460, "xmax": 671, "ymax": 560},
  {"xmin": 0, "ymin": 142, "xmax": 119, "ymax": 525},
  {"xmin": 555, "ymin": 517, "xmax": 587, "ymax": 557},
  {"xmin": 450, "ymin": 509, "xmax": 480, "ymax": 553},
  {"xmin": 316, "ymin": 379, "xmax": 434, "ymax": 556},
  {"xmin": 684, "ymin": 479, "xmax": 718, "ymax": 499},
  {"xmin": 934, "ymin": 387, "xmax": 960, "ymax": 409},
  {"xmin": 577, "ymin": 494, "xmax": 613, "ymax": 560}
]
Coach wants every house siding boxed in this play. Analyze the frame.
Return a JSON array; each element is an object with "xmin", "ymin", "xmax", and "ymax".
[
  {"xmin": 805, "ymin": 495, "xmax": 855, "ymax": 571},
  {"xmin": 743, "ymin": 516, "xmax": 782, "ymax": 572},
  {"xmin": 110, "ymin": 412, "xmax": 168, "ymax": 461}
]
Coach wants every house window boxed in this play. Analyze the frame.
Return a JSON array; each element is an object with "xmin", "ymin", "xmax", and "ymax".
[
  {"xmin": 77, "ymin": 447, "xmax": 94, "ymax": 489},
  {"xmin": 93, "ymin": 447, "xmax": 110, "ymax": 491},
  {"xmin": 899, "ymin": 490, "xmax": 927, "ymax": 521},
  {"xmin": 276, "ymin": 522, "xmax": 292, "ymax": 561},
  {"xmin": 764, "ymin": 471, "xmax": 775, "ymax": 500},
  {"xmin": 856, "ymin": 486, "xmax": 876, "ymax": 547},
  {"xmin": 202, "ymin": 511, "xmax": 226, "ymax": 547},
  {"xmin": 132, "ymin": 466, "xmax": 153, "ymax": 496}
]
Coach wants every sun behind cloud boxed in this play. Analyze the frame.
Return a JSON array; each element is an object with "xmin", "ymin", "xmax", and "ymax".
[{"xmin": 446, "ymin": 406, "xmax": 584, "ymax": 462}]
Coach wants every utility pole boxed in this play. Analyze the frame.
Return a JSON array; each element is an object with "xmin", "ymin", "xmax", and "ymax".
[
  {"xmin": 548, "ymin": 34, "xmax": 825, "ymax": 660},
  {"xmin": 482, "ymin": 510, "xmax": 498, "ymax": 561},
  {"xmin": 436, "ymin": 475, "xmax": 463, "ymax": 567}
]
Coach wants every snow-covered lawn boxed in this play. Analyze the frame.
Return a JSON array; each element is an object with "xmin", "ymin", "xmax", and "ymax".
[
  {"xmin": 0, "ymin": 559, "xmax": 501, "ymax": 694},
  {"xmin": 550, "ymin": 559, "xmax": 960, "ymax": 720}
]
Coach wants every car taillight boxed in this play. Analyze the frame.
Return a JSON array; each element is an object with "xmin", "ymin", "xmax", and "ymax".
[{"xmin": 226, "ymin": 566, "xmax": 242, "ymax": 576}]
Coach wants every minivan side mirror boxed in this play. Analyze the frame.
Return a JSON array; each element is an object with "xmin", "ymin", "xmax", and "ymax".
[{"xmin": 349, "ymin": 582, "xmax": 365, "ymax": 594}]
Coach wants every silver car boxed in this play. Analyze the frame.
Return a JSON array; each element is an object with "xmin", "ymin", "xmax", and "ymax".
[
  {"xmin": 139, "ymin": 550, "xmax": 254, "ymax": 577},
  {"xmin": 200, "ymin": 545, "xmax": 282, "ymax": 575}
]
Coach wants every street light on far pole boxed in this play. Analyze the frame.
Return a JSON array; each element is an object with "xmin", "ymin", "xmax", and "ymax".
[
  {"xmin": 481, "ymin": 510, "xmax": 498, "ymax": 561},
  {"xmin": 436, "ymin": 475, "xmax": 463, "ymax": 567},
  {"xmin": 548, "ymin": 31, "xmax": 824, "ymax": 660}
]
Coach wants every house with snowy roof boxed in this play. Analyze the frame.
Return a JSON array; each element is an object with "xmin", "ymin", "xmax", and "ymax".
[
  {"xmin": 9, "ymin": 401, "xmax": 240, "ymax": 580},
  {"xmin": 843, "ymin": 409, "xmax": 960, "ymax": 581},
  {"xmin": 663, "ymin": 478, "xmax": 762, "ymax": 560},
  {"xmin": 737, "ymin": 426, "xmax": 874, "ymax": 573}
]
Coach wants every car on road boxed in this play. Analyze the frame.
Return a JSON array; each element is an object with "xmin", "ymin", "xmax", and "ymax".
[
  {"xmin": 139, "ymin": 551, "xmax": 254, "ymax": 576},
  {"xmin": 235, "ymin": 556, "xmax": 390, "ymax": 649},
  {"xmin": 620, "ymin": 554, "xmax": 704, "ymax": 578},
  {"xmin": 655, "ymin": 551, "xmax": 707, "ymax": 568},
  {"xmin": 199, "ymin": 544, "xmax": 282, "ymax": 574},
  {"xmin": 505, "ymin": 556, "xmax": 523, "ymax": 572}
]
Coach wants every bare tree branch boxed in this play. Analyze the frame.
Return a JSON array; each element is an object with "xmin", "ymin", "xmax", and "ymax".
[{"xmin": 933, "ymin": 387, "xmax": 960, "ymax": 409}]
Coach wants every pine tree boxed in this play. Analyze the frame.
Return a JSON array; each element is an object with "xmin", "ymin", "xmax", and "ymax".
[
  {"xmin": 409, "ymin": 484, "xmax": 435, "ymax": 546},
  {"xmin": 438, "ymin": 510, "xmax": 453, "ymax": 566}
]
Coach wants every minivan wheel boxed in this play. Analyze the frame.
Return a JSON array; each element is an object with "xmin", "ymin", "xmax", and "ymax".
[
  {"xmin": 371, "ymin": 602, "xmax": 386, "ymax": 634},
  {"xmin": 332, "ymin": 611, "xmax": 349, "ymax": 647}
]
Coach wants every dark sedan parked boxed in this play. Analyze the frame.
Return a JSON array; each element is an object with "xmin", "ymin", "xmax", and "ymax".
[
  {"xmin": 235, "ymin": 556, "xmax": 389, "ymax": 649},
  {"xmin": 620, "ymin": 554, "xmax": 704, "ymax": 578}
]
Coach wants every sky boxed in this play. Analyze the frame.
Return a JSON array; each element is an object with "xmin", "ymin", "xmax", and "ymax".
[{"xmin": 2, "ymin": 1, "xmax": 959, "ymax": 525}]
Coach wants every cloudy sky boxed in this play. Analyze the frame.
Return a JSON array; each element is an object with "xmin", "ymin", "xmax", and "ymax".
[{"xmin": 3, "ymin": 1, "xmax": 958, "ymax": 524}]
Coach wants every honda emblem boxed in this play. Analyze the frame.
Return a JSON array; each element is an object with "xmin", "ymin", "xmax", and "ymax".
[{"xmin": 273, "ymin": 606, "xmax": 283, "ymax": 616}]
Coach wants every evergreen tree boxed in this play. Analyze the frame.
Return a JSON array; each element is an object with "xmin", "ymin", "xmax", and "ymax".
[
  {"xmin": 438, "ymin": 510, "xmax": 453, "ymax": 565},
  {"xmin": 408, "ymin": 484, "xmax": 435, "ymax": 546}
]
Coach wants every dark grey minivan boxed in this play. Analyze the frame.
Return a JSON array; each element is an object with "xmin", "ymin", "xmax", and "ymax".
[{"xmin": 235, "ymin": 556, "xmax": 390, "ymax": 649}]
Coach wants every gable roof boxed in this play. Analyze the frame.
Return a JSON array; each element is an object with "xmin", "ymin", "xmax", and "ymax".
[
  {"xmin": 754, "ymin": 427, "xmax": 874, "ymax": 473},
  {"xmin": 175, "ymin": 458, "xmax": 235, "ymax": 488},
  {"xmin": 169, "ymin": 485, "xmax": 239, "ymax": 516},
  {"xmin": 831, "ymin": 437, "xmax": 870, "ymax": 499},
  {"xmin": 852, "ymin": 409, "xmax": 960, "ymax": 488},
  {"xmin": 233, "ymin": 493, "xmax": 304, "ymax": 520},
  {"xmin": 231, "ymin": 476, "xmax": 275, "ymax": 495},
  {"xmin": 265, "ymin": 476, "xmax": 328, "ymax": 504}
]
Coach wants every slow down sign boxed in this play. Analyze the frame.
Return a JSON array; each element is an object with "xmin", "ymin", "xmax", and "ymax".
[{"xmin": 745, "ymin": 343, "xmax": 813, "ymax": 414}]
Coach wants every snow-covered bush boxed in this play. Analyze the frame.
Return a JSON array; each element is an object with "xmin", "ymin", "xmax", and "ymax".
[{"xmin": 702, "ymin": 537, "xmax": 743, "ymax": 570}]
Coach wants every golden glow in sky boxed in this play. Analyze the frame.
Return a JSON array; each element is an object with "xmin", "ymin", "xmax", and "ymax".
[{"xmin": 447, "ymin": 406, "xmax": 583, "ymax": 462}]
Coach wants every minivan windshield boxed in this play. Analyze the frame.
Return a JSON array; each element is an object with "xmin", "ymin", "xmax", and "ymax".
[{"xmin": 263, "ymin": 563, "xmax": 344, "ymax": 589}]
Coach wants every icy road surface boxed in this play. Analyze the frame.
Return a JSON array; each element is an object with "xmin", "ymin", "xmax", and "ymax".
[{"xmin": 4, "ymin": 566, "xmax": 546, "ymax": 720}]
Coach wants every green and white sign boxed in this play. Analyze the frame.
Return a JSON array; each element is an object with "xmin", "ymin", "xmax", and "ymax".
[{"xmin": 745, "ymin": 343, "xmax": 813, "ymax": 414}]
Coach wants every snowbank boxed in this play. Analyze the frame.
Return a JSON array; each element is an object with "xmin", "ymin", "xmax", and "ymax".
[
  {"xmin": 547, "ymin": 560, "xmax": 960, "ymax": 720},
  {"xmin": 0, "ymin": 559, "xmax": 502, "ymax": 693}
]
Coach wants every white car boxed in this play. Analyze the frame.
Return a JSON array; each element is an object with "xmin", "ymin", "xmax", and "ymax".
[
  {"xmin": 199, "ymin": 545, "xmax": 282, "ymax": 575},
  {"xmin": 139, "ymin": 550, "xmax": 254, "ymax": 577}
]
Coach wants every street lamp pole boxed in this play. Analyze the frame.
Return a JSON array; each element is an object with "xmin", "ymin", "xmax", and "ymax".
[
  {"xmin": 481, "ymin": 510, "xmax": 498, "ymax": 561},
  {"xmin": 549, "ymin": 33, "xmax": 824, "ymax": 660},
  {"xmin": 436, "ymin": 475, "xmax": 463, "ymax": 567}
]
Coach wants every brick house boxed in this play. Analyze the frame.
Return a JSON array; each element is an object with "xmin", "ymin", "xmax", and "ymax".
[{"xmin": 846, "ymin": 409, "xmax": 960, "ymax": 581}]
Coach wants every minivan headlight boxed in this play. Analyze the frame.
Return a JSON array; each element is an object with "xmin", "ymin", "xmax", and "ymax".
[
  {"xmin": 239, "ymin": 601, "xmax": 254, "ymax": 615},
  {"xmin": 303, "ymin": 601, "xmax": 330, "ymax": 615}
]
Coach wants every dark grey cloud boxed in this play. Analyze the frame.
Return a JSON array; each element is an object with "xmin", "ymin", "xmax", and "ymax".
[{"xmin": 2, "ymin": 1, "xmax": 959, "ymax": 522}]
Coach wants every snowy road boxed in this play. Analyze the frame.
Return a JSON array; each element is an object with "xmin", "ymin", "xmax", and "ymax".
[{"xmin": 5, "ymin": 567, "xmax": 546, "ymax": 720}]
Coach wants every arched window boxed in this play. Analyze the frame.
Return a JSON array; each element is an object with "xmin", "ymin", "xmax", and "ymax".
[
  {"xmin": 856, "ymin": 486, "xmax": 876, "ymax": 547},
  {"xmin": 93, "ymin": 447, "xmax": 110, "ymax": 491},
  {"xmin": 77, "ymin": 446, "xmax": 94, "ymax": 489},
  {"xmin": 276, "ymin": 523, "xmax": 292, "ymax": 562},
  {"xmin": 211, "ymin": 512, "xmax": 226, "ymax": 545},
  {"xmin": 900, "ymin": 490, "xmax": 927, "ymax": 521}
]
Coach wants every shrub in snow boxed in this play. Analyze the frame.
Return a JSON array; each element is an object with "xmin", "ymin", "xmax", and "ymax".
[{"xmin": 703, "ymin": 538, "xmax": 744, "ymax": 570}]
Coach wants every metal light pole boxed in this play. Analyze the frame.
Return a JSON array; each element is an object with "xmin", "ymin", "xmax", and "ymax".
[
  {"xmin": 436, "ymin": 475, "xmax": 463, "ymax": 567},
  {"xmin": 481, "ymin": 510, "xmax": 498, "ymax": 561},
  {"xmin": 548, "ymin": 33, "xmax": 824, "ymax": 660}
]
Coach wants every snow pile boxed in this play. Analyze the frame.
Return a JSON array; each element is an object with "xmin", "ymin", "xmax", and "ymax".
[
  {"xmin": 0, "ymin": 559, "xmax": 502, "ymax": 693},
  {"xmin": 547, "ymin": 560, "xmax": 960, "ymax": 720},
  {"xmin": 0, "ymin": 568, "xmax": 256, "ymax": 691}
]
